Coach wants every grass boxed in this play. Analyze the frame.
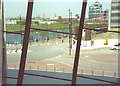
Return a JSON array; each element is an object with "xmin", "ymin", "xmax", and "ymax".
[
  {"xmin": 7, "ymin": 23, "xmax": 118, "ymax": 40},
  {"xmin": 109, "ymin": 28, "xmax": 119, "ymax": 31},
  {"xmin": 6, "ymin": 25, "xmax": 25, "ymax": 31},
  {"xmin": 91, "ymin": 32, "xmax": 118, "ymax": 40},
  {"xmin": 6, "ymin": 22, "xmax": 78, "ymax": 31}
]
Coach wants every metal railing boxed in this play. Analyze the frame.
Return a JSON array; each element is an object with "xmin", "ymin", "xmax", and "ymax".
[{"xmin": 7, "ymin": 65, "xmax": 119, "ymax": 78}]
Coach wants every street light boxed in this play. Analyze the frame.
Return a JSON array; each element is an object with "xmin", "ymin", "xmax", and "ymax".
[
  {"xmin": 47, "ymin": 19, "xmax": 49, "ymax": 43},
  {"xmin": 36, "ymin": 32, "xmax": 38, "ymax": 42},
  {"xmin": 67, "ymin": 9, "xmax": 72, "ymax": 55},
  {"xmin": 20, "ymin": 15, "xmax": 22, "ymax": 46},
  {"xmin": 75, "ymin": 14, "xmax": 79, "ymax": 25}
]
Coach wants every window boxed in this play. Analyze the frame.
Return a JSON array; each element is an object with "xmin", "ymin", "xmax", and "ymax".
[
  {"xmin": 111, "ymin": 6, "xmax": 120, "ymax": 10},
  {"xmin": 111, "ymin": 13, "xmax": 120, "ymax": 17},
  {"xmin": 96, "ymin": 11, "xmax": 100, "ymax": 13}
]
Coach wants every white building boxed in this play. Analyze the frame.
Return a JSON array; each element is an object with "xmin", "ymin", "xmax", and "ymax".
[
  {"xmin": 5, "ymin": 20, "xmax": 17, "ymax": 25},
  {"xmin": 38, "ymin": 21, "xmax": 56, "ymax": 25}
]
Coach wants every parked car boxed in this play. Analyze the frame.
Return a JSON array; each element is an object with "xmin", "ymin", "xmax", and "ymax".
[
  {"xmin": 58, "ymin": 35, "xmax": 62, "ymax": 39},
  {"xmin": 110, "ymin": 43, "xmax": 120, "ymax": 50}
]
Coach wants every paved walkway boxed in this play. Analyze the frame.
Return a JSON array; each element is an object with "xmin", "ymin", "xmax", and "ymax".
[{"xmin": 7, "ymin": 69, "xmax": 119, "ymax": 84}]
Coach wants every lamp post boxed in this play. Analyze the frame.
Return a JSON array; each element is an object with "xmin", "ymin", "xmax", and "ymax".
[
  {"xmin": 36, "ymin": 32, "xmax": 38, "ymax": 42},
  {"xmin": 20, "ymin": 15, "xmax": 22, "ymax": 46},
  {"xmin": 47, "ymin": 19, "xmax": 49, "ymax": 42},
  {"xmin": 68, "ymin": 9, "xmax": 72, "ymax": 55}
]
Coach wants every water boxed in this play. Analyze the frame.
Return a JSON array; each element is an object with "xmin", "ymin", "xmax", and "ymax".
[{"xmin": 6, "ymin": 29, "xmax": 71, "ymax": 44}]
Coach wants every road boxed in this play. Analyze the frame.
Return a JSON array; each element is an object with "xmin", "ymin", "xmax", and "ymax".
[
  {"xmin": 7, "ymin": 40, "xmax": 68, "ymax": 63},
  {"xmin": 7, "ymin": 39, "xmax": 119, "ymax": 73},
  {"xmin": 44, "ymin": 48, "xmax": 118, "ymax": 72}
]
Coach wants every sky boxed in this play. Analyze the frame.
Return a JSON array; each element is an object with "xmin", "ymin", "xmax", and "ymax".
[
  {"xmin": 4, "ymin": 0, "xmax": 112, "ymax": 2},
  {"xmin": 4, "ymin": 0, "xmax": 111, "ymax": 18}
]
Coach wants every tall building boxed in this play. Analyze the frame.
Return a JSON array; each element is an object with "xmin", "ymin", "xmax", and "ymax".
[
  {"xmin": 54, "ymin": 13, "xmax": 56, "ymax": 18},
  {"xmin": 89, "ymin": 1, "xmax": 108, "ymax": 20},
  {"xmin": 110, "ymin": 0, "xmax": 120, "ymax": 28},
  {"xmin": 43, "ymin": 13, "xmax": 45, "ymax": 19}
]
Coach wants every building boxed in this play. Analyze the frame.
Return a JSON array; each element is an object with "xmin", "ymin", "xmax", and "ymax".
[
  {"xmin": 110, "ymin": 0, "xmax": 120, "ymax": 28},
  {"xmin": 54, "ymin": 13, "xmax": 57, "ymax": 18},
  {"xmin": 50, "ymin": 16, "xmax": 79, "ymax": 23},
  {"xmin": 89, "ymin": 1, "xmax": 108, "ymax": 20},
  {"xmin": 49, "ymin": 17, "xmax": 58, "ymax": 21},
  {"xmin": 5, "ymin": 20, "xmax": 17, "ymax": 25},
  {"xmin": 38, "ymin": 21, "xmax": 56, "ymax": 25},
  {"xmin": 43, "ymin": 13, "xmax": 45, "ymax": 19},
  {"xmin": 59, "ymin": 16, "xmax": 79, "ymax": 23},
  {"xmin": 87, "ymin": 1, "xmax": 109, "ymax": 33},
  {"xmin": 89, "ymin": 1, "xmax": 102, "ymax": 19},
  {"xmin": 1, "ymin": 1, "xmax": 120, "ymax": 85}
]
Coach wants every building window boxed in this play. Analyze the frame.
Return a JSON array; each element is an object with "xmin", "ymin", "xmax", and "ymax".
[
  {"xmin": 111, "ymin": 19, "xmax": 120, "ymax": 23},
  {"xmin": 96, "ymin": 11, "xmax": 100, "ymax": 13},
  {"xmin": 111, "ymin": 6, "xmax": 120, "ymax": 10},
  {"xmin": 111, "ymin": 13, "xmax": 120, "ymax": 17}
]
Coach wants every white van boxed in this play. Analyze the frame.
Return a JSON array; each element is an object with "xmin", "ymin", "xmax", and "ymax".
[{"xmin": 110, "ymin": 43, "xmax": 120, "ymax": 50}]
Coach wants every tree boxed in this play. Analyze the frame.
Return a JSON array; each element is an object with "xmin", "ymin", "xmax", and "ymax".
[
  {"xmin": 52, "ymin": 32, "xmax": 57, "ymax": 41},
  {"xmin": 75, "ymin": 14, "xmax": 79, "ymax": 18},
  {"xmin": 40, "ymin": 31, "xmax": 48, "ymax": 43},
  {"xmin": 34, "ymin": 21, "xmax": 39, "ymax": 25},
  {"xmin": 29, "ymin": 32, "xmax": 34, "ymax": 45},
  {"xmin": 17, "ymin": 20, "xmax": 26, "ymax": 25}
]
